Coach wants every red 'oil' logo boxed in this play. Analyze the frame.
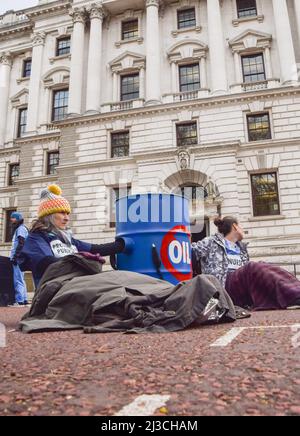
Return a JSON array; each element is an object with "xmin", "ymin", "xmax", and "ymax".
[{"xmin": 160, "ymin": 225, "xmax": 193, "ymax": 282}]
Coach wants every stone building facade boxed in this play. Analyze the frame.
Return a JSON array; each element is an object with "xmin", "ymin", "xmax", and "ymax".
[{"xmin": 0, "ymin": 0, "xmax": 300, "ymax": 273}]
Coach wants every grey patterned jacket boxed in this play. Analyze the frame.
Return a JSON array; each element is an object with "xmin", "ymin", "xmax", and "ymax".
[{"xmin": 192, "ymin": 233, "xmax": 250, "ymax": 287}]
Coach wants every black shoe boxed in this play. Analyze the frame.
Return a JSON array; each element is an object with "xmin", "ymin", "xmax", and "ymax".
[{"xmin": 287, "ymin": 298, "xmax": 300, "ymax": 310}]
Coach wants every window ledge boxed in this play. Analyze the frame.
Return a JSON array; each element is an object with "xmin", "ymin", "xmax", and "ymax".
[
  {"xmin": 230, "ymin": 79, "xmax": 280, "ymax": 93},
  {"xmin": 101, "ymin": 99, "xmax": 145, "ymax": 113},
  {"xmin": 115, "ymin": 37, "xmax": 144, "ymax": 48},
  {"xmin": 16, "ymin": 76, "xmax": 30, "ymax": 84},
  {"xmin": 0, "ymin": 186, "xmax": 18, "ymax": 193},
  {"xmin": 246, "ymin": 138, "xmax": 272, "ymax": 144},
  {"xmin": 248, "ymin": 215, "xmax": 286, "ymax": 222},
  {"xmin": 39, "ymin": 124, "xmax": 60, "ymax": 134},
  {"xmin": 171, "ymin": 26, "xmax": 202, "ymax": 37},
  {"xmin": 162, "ymin": 89, "xmax": 209, "ymax": 103},
  {"xmin": 110, "ymin": 155, "xmax": 131, "ymax": 161},
  {"xmin": 49, "ymin": 53, "xmax": 71, "ymax": 64},
  {"xmin": 232, "ymin": 15, "xmax": 264, "ymax": 27}
]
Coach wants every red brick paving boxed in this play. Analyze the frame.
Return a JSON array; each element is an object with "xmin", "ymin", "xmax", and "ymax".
[{"xmin": 0, "ymin": 308, "xmax": 299, "ymax": 416}]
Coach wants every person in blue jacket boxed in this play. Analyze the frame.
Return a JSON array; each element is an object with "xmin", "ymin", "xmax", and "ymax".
[
  {"xmin": 19, "ymin": 184, "xmax": 125, "ymax": 286},
  {"xmin": 10, "ymin": 212, "xmax": 29, "ymax": 305}
]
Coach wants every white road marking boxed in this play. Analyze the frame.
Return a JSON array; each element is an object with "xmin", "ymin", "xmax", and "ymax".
[
  {"xmin": 210, "ymin": 327, "xmax": 246, "ymax": 347},
  {"xmin": 246, "ymin": 324, "xmax": 300, "ymax": 330},
  {"xmin": 211, "ymin": 324, "xmax": 300, "ymax": 347},
  {"xmin": 114, "ymin": 394, "xmax": 170, "ymax": 416}
]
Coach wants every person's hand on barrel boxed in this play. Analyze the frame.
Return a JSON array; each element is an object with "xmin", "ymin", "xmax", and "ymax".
[{"xmin": 11, "ymin": 257, "xmax": 18, "ymax": 266}]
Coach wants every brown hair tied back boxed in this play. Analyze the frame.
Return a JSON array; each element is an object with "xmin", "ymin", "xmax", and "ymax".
[{"xmin": 214, "ymin": 216, "xmax": 239, "ymax": 237}]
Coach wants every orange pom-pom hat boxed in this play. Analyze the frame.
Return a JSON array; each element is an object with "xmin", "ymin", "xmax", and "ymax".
[{"xmin": 38, "ymin": 184, "xmax": 71, "ymax": 218}]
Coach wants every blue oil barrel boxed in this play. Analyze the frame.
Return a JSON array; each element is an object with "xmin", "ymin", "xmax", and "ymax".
[{"xmin": 115, "ymin": 194, "xmax": 192, "ymax": 285}]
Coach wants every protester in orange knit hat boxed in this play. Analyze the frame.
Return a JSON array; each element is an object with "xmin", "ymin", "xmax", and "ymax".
[{"xmin": 19, "ymin": 184, "xmax": 125, "ymax": 286}]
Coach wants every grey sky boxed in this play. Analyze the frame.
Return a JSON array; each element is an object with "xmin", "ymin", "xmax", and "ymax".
[{"xmin": 0, "ymin": 0, "xmax": 38, "ymax": 14}]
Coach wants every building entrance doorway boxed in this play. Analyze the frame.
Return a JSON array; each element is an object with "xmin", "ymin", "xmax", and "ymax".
[{"xmin": 191, "ymin": 218, "xmax": 209, "ymax": 243}]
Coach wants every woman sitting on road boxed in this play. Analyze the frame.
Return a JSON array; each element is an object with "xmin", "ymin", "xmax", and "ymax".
[
  {"xmin": 192, "ymin": 216, "xmax": 300, "ymax": 311},
  {"xmin": 19, "ymin": 184, "xmax": 125, "ymax": 286}
]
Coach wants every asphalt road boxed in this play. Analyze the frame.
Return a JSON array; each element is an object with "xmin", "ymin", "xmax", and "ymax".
[{"xmin": 0, "ymin": 307, "xmax": 299, "ymax": 416}]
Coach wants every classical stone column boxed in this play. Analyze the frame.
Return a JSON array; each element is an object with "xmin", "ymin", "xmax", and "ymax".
[
  {"xmin": 200, "ymin": 57, "xmax": 207, "ymax": 89},
  {"xmin": 68, "ymin": 7, "xmax": 86, "ymax": 116},
  {"xmin": 171, "ymin": 62, "xmax": 177, "ymax": 93},
  {"xmin": 139, "ymin": 67, "xmax": 145, "ymax": 100},
  {"xmin": 272, "ymin": 0, "xmax": 298, "ymax": 85},
  {"xmin": 112, "ymin": 71, "xmax": 118, "ymax": 101},
  {"xmin": 294, "ymin": 0, "xmax": 300, "ymax": 45},
  {"xmin": 233, "ymin": 51, "xmax": 243, "ymax": 84},
  {"xmin": 86, "ymin": 3, "xmax": 105, "ymax": 113},
  {"xmin": 40, "ymin": 86, "xmax": 51, "ymax": 127},
  {"xmin": 0, "ymin": 52, "xmax": 12, "ymax": 146},
  {"xmin": 145, "ymin": 0, "xmax": 161, "ymax": 105},
  {"xmin": 26, "ymin": 32, "xmax": 46, "ymax": 134},
  {"xmin": 264, "ymin": 47, "xmax": 273, "ymax": 79},
  {"xmin": 207, "ymin": 0, "xmax": 227, "ymax": 95}
]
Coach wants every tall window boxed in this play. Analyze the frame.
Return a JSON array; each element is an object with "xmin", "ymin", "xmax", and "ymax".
[
  {"xmin": 8, "ymin": 163, "xmax": 20, "ymax": 186},
  {"xmin": 122, "ymin": 20, "xmax": 139, "ymax": 40},
  {"xmin": 242, "ymin": 53, "xmax": 266, "ymax": 83},
  {"xmin": 111, "ymin": 131, "xmax": 130, "ymax": 158},
  {"xmin": 121, "ymin": 74, "xmax": 139, "ymax": 101},
  {"xmin": 5, "ymin": 209, "xmax": 17, "ymax": 243},
  {"xmin": 22, "ymin": 59, "xmax": 32, "ymax": 78},
  {"xmin": 180, "ymin": 185, "xmax": 207, "ymax": 214},
  {"xmin": 247, "ymin": 113, "xmax": 271, "ymax": 142},
  {"xmin": 180, "ymin": 185, "xmax": 208, "ymax": 201},
  {"xmin": 110, "ymin": 186, "xmax": 131, "ymax": 228},
  {"xmin": 56, "ymin": 37, "xmax": 71, "ymax": 56},
  {"xmin": 47, "ymin": 151, "xmax": 60, "ymax": 175},
  {"xmin": 237, "ymin": 0, "xmax": 257, "ymax": 18},
  {"xmin": 178, "ymin": 185, "xmax": 209, "ymax": 242},
  {"xmin": 177, "ymin": 8, "xmax": 196, "ymax": 29},
  {"xmin": 176, "ymin": 122, "xmax": 198, "ymax": 147},
  {"xmin": 179, "ymin": 64, "xmax": 200, "ymax": 92},
  {"xmin": 17, "ymin": 107, "xmax": 27, "ymax": 138},
  {"xmin": 251, "ymin": 172, "xmax": 280, "ymax": 217},
  {"xmin": 52, "ymin": 89, "xmax": 69, "ymax": 121}
]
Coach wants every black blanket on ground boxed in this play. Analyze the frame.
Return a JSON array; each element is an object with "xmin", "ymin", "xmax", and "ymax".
[{"xmin": 19, "ymin": 255, "xmax": 237, "ymax": 334}]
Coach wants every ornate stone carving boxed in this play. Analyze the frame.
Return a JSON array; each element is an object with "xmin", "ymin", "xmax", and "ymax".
[
  {"xmin": 87, "ymin": 3, "xmax": 106, "ymax": 21},
  {"xmin": 177, "ymin": 148, "xmax": 190, "ymax": 170},
  {"xmin": 0, "ymin": 52, "xmax": 12, "ymax": 67},
  {"xmin": 31, "ymin": 31, "xmax": 46, "ymax": 46},
  {"xmin": 146, "ymin": 0, "xmax": 160, "ymax": 8},
  {"xmin": 69, "ymin": 7, "xmax": 87, "ymax": 25}
]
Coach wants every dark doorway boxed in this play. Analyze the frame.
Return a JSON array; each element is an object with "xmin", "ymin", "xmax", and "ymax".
[{"xmin": 191, "ymin": 218, "xmax": 209, "ymax": 243}]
